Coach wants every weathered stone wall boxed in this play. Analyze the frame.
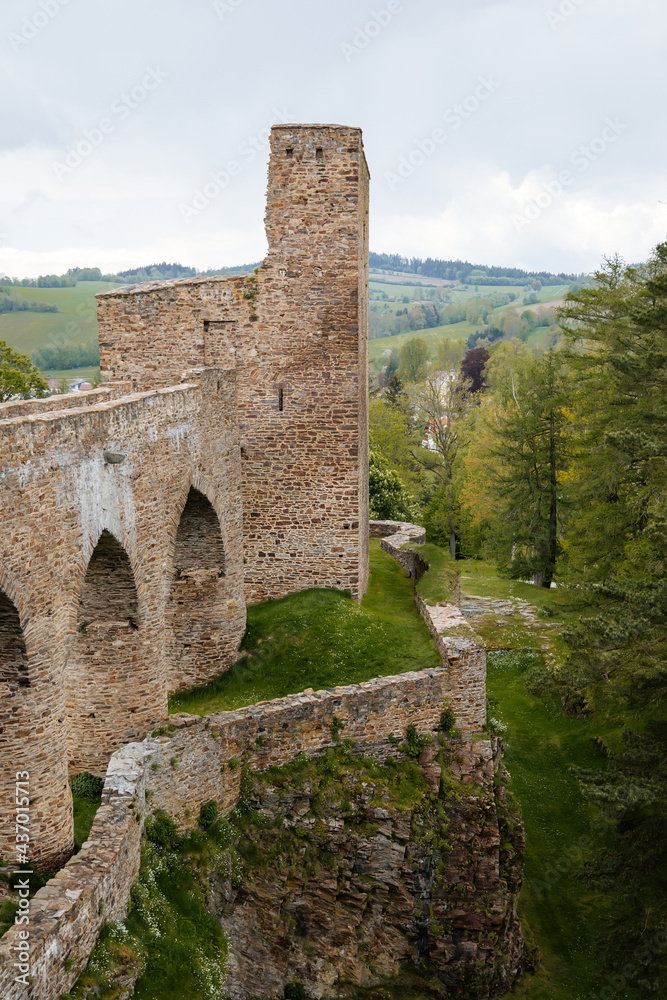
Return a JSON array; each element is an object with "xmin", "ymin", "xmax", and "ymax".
[
  {"xmin": 0, "ymin": 383, "xmax": 133, "ymax": 421},
  {"xmin": 97, "ymin": 124, "xmax": 370, "ymax": 605},
  {"xmin": 0, "ymin": 661, "xmax": 488, "ymax": 1000},
  {"xmin": 0, "ymin": 370, "xmax": 245, "ymax": 867},
  {"xmin": 0, "ymin": 742, "xmax": 147, "ymax": 1000},
  {"xmin": 145, "ymin": 669, "xmax": 456, "ymax": 824}
]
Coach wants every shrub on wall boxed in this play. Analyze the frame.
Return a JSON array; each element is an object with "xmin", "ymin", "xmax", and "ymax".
[{"xmin": 369, "ymin": 450, "xmax": 415, "ymax": 521}]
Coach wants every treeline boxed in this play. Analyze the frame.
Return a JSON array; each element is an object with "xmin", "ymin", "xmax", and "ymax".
[
  {"xmin": 0, "ymin": 297, "xmax": 58, "ymax": 314},
  {"xmin": 116, "ymin": 262, "xmax": 262, "ymax": 282},
  {"xmin": 33, "ymin": 341, "xmax": 99, "ymax": 371},
  {"xmin": 1, "ymin": 261, "xmax": 264, "ymax": 289},
  {"xmin": 116, "ymin": 262, "xmax": 198, "ymax": 282},
  {"xmin": 1, "ymin": 267, "xmax": 123, "ymax": 287},
  {"xmin": 370, "ymin": 250, "xmax": 580, "ymax": 286}
]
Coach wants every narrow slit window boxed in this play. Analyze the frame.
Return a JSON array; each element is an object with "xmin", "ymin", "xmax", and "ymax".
[
  {"xmin": 286, "ymin": 148, "xmax": 294, "ymax": 158},
  {"xmin": 315, "ymin": 147, "xmax": 323, "ymax": 162},
  {"xmin": 278, "ymin": 387, "xmax": 284, "ymax": 412},
  {"xmin": 203, "ymin": 320, "xmax": 210, "ymax": 332}
]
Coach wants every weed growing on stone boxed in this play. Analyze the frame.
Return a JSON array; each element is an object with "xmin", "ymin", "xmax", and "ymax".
[{"xmin": 64, "ymin": 816, "xmax": 230, "ymax": 1000}]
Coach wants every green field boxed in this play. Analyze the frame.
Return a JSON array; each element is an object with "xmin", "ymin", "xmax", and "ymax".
[
  {"xmin": 457, "ymin": 561, "xmax": 641, "ymax": 999},
  {"xmin": 369, "ymin": 282, "xmax": 571, "ymax": 365},
  {"xmin": 369, "ymin": 320, "xmax": 479, "ymax": 363},
  {"xmin": 0, "ymin": 280, "xmax": 118, "ymax": 374}
]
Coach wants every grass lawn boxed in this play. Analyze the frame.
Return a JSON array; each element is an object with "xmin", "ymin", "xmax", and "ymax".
[
  {"xmin": 72, "ymin": 794, "xmax": 102, "ymax": 852},
  {"xmin": 169, "ymin": 540, "xmax": 440, "ymax": 716}
]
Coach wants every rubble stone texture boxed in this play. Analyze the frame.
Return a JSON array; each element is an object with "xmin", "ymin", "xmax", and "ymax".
[{"xmin": 216, "ymin": 737, "xmax": 525, "ymax": 1000}]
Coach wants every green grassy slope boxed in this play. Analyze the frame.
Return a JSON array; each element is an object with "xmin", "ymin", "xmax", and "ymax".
[
  {"xmin": 458, "ymin": 561, "xmax": 639, "ymax": 1000},
  {"xmin": 169, "ymin": 540, "xmax": 440, "ymax": 716}
]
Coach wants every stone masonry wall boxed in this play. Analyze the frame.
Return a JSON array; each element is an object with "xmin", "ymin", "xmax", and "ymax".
[
  {"xmin": 371, "ymin": 520, "xmax": 485, "ymax": 731},
  {"xmin": 0, "ymin": 742, "xmax": 146, "ymax": 1000},
  {"xmin": 0, "ymin": 370, "xmax": 245, "ymax": 868},
  {"xmin": 96, "ymin": 124, "xmax": 370, "ymax": 605},
  {"xmin": 0, "ymin": 667, "xmax": 465, "ymax": 1000}
]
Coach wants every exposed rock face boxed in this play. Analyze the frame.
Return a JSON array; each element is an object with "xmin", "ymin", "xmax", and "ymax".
[{"xmin": 212, "ymin": 735, "xmax": 525, "ymax": 999}]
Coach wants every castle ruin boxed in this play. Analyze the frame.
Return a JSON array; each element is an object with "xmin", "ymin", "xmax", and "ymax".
[{"xmin": 0, "ymin": 124, "xmax": 370, "ymax": 870}]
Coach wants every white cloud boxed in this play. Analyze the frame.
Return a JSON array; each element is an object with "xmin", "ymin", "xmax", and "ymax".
[{"xmin": 0, "ymin": 0, "xmax": 665, "ymax": 275}]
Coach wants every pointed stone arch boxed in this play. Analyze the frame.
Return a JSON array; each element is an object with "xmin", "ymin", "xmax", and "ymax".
[
  {"xmin": 0, "ymin": 564, "xmax": 74, "ymax": 872},
  {"xmin": 67, "ymin": 530, "xmax": 157, "ymax": 775},
  {"xmin": 78, "ymin": 530, "xmax": 140, "ymax": 631},
  {"xmin": 0, "ymin": 588, "xmax": 29, "ymax": 690},
  {"xmin": 168, "ymin": 486, "xmax": 234, "ymax": 690}
]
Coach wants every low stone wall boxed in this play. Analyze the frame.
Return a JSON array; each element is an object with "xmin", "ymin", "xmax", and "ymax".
[
  {"xmin": 0, "ymin": 743, "xmax": 146, "ymax": 1000},
  {"xmin": 371, "ymin": 520, "xmax": 483, "ymax": 729},
  {"xmin": 0, "ymin": 382, "xmax": 134, "ymax": 420},
  {"xmin": 370, "ymin": 518, "xmax": 426, "ymax": 576}
]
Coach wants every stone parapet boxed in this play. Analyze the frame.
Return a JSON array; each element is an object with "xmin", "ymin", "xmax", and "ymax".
[
  {"xmin": 370, "ymin": 520, "xmax": 484, "ymax": 730},
  {"xmin": 0, "ymin": 382, "xmax": 134, "ymax": 420}
]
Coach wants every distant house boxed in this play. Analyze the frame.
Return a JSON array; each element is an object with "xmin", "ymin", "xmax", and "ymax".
[{"xmin": 422, "ymin": 416, "xmax": 448, "ymax": 451}]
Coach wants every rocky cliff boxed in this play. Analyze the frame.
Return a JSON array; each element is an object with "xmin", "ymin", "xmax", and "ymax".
[{"xmin": 211, "ymin": 731, "xmax": 526, "ymax": 999}]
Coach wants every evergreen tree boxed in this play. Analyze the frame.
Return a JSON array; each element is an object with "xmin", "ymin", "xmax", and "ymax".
[
  {"xmin": 550, "ymin": 245, "xmax": 667, "ymax": 983},
  {"xmin": 461, "ymin": 343, "xmax": 568, "ymax": 586}
]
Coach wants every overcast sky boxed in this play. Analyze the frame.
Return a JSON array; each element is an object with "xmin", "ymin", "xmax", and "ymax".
[{"xmin": 1, "ymin": 0, "xmax": 666, "ymax": 278}]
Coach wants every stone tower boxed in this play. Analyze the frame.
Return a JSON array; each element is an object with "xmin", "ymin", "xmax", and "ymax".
[{"xmin": 97, "ymin": 123, "xmax": 370, "ymax": 604}]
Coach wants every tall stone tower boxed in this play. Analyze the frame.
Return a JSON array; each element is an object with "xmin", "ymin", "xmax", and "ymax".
[
  {"xmin": 237, "ymin": 124, "xmax": 370, "ymax": 603},
  {"xmin": 96, "ymin": 124, "xmax": 370, "ymax": 604}
]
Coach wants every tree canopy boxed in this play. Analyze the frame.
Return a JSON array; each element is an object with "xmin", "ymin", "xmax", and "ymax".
[{"xmin": 0, "ymin": 339, "xmax": 48, "ymax": 401}]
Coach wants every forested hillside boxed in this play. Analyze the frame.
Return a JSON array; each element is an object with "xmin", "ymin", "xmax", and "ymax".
[{"xmin": 369, "ymin": 242, "xmax": 667, "ymax": 995}]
